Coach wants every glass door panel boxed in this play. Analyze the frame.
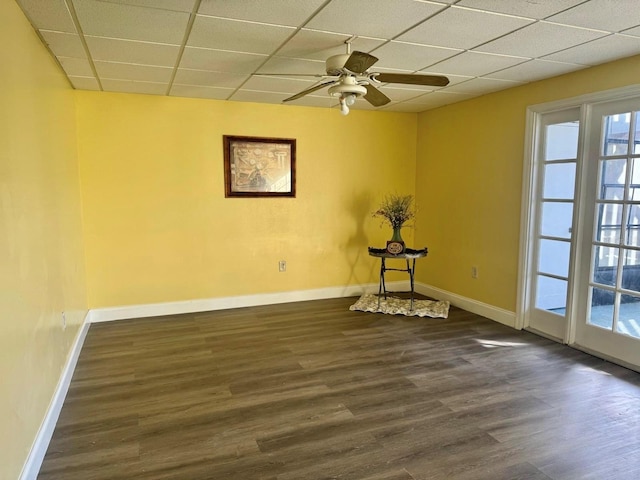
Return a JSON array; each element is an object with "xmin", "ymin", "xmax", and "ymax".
[
  {"xmin": 527, "ymin": 109, "xmax": 580, "ymax": 339},
  {"xmin": 575, "ymin": 99, "xmax": 640, "ymax": 368}
]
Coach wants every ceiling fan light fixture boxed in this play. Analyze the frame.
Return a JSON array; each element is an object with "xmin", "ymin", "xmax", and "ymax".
[
  {"xmin": 328, "ymin": 81, "xmax": 367, "ymax": 99},
  {"xmin": 339, "ymin": 97, "xmax": 350, "ymax": 116},
  {"xmin": 344, "ymin": 93, "xmax": 357, "ymax": 106}
]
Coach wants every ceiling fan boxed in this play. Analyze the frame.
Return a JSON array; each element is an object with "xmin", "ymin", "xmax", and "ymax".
[{"xmin": 257, "ymin": 41, "xmax": 449, "ymax": 115}]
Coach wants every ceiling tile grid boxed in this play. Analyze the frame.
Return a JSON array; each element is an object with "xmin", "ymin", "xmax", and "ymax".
[{"xmin": 13, "ymin": 0, "xmax": 640, "ymax": 112}]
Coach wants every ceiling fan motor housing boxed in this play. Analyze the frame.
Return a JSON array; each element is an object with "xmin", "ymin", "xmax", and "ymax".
[{"xmin": 326, "ymin": 54, "xmax": 351, "ymax": 75}]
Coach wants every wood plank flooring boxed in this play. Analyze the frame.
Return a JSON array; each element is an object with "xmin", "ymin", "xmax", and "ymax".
[{"xmin": 38, "ymin": 296, "xmax": 640, "ymax": 479}]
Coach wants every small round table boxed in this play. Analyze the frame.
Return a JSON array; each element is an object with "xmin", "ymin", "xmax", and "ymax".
[{"xmin": 368, "ymin": 247, "xmax": 428, "ymax": 310}]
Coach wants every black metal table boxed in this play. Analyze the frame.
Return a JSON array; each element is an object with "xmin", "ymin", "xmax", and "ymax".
[{"xmin": 368, "ymin": 247, "xmax": 428, "ymax": 310}]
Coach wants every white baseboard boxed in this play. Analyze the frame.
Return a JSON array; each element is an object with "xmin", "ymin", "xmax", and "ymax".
[
  {"xmin": 415, "ymin": 282, "xmax": 517, "ymax": 328},
  {"xmin": 20, "ymin": 312, "xmax": 91, "ymax": 480},
  {"xmin": 90, "ymin": 281, "xmax": 409, "ymax": 323},
  {"xmin": 89, "ymin": 282, "xmax": 516, "ymax": 329}
]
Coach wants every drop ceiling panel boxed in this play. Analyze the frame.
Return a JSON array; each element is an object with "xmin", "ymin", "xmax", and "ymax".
[
  {"xmin": 17, "ymin": 0, "xmax": 77, "ymax": 33},
  {"xmin": 68, "ymin": 76, "xmax": 100, "ymax": 90},
  {"xmin": 39, "ymin": 31, "xmax": 86, "ymax": 59},
  {"xmin": 198, "ymin": 0, "xmax": 328, "ymax": 26},
  {"xmin": 276, "ymin": 30, "xmax": 385, "ymax": 61},
  {"xmin": 543, "ymin": 34, "xmax": 640, "ymax": 65},
  {"xmin": 383, "ymin": 102, "xmax": 437, "ymax": 113},
  {"xmin": 372, "ymin": 41, "xmax": 461, "ymax": 71},
  {"xmin": 173, "ymin": 69, "xmax": 249, "ymax": 88},
  {"xmin": 229, "ymin": 90, "xmax": 293, "ymax": 104},
  {"xmin": 379, "ymin": 87, "xmax": 432, "ymax": 102},
  {"xmin": 283, "ymin": 95, "xmax": 338, "ymax": 109},
  {"xmin": 624, "ymin": 25, "xmax": 640, "ymax": 37},
  {"xmin": 407, "ymin": 91, "xmax": 474, "ymax": 108},
  {"xmin": 73, "ymin": 0, "xmax": 191, "ymax": 44},
  {"xmin": 85, "ymin": 36, "xmax": 180, "ymax": 66},
  {"xmin": 94, "ymin": 61, "xmax": 174, "ymax": 83},
  {"xmin": 486, "ymin": 59, "xmax": 586, "ymax": 83},
  {"xmin": 256, "ymin": 57, "xmax": 326, "ymax": 75},
  {"xmin": 101, "ymin": 78, "xmax": 168, "ymax": 95},
  {"xmin": 428, "ymin": 51, "xmax": 528, "ymax": 77},
  {"xmin": 242, "ymin": 76, "xmax": 318, "ymax": 94},
  {"xmin": 547, "ymin": 0, "xmax": 640, "ymax": 32},
  {"xmin": 170, "ymin": 84, "xmax": 234, "ymax": 100},
  {"xmin": 180, "ymin": 47, "xmax": 267, "ymax": 73},
  {"xmin": 99, "ymin": 0, "xmax": 197, "ymax": 13},
  {"xmin": 188, "ymin": 15, "xmax": 295, "ymax": 53},
  {"xmin": 397, "ymin": 6, "xmax": 534, "ymax": 50},
  {"xmin": 475, "ymin": 21, "xmax": 608, "ymax": 57},
  {"xmin": 305, "ymin": 0, "xmax": 447, "ymax": 39},
  {"xmin": 456, "ymin": 0, "xmax": 586, "ymax": 19},
  {"xmin": 58, "ymin": 56, "xmax": 94, "ymax": 76},
  {"xmin": 444, "ymin": 77, "xmax": 522, "ymax": 95}
]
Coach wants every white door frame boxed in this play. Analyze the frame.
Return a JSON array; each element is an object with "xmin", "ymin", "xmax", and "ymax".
[{"xmin": 517, "ymin": 84, "xmax": 640, "ymax": 345}]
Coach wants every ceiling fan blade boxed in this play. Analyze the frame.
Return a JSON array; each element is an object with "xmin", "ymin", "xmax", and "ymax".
[
  {"xmin": 344, "ymin": 51, "xmax": 379, "ymax": 74},
  {"xmin": 283, "ymin": 80, "xmax": 337, "ymax": 103},
  {"xmin": 364, "ymin": 84, "xmax": 391, "ymax": 107},
  {"xmin": 375, "ymin": 72, "xmax": 449, "ymax": 87},
  {"xmin": 253, "ymin": 73, "xmax": 327, "ymax": 77}
]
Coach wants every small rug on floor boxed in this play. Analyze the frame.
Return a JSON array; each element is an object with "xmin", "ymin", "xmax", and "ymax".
[{"xmin": 349, "ymin": 294, "xmax": 450, "ymax": 318}]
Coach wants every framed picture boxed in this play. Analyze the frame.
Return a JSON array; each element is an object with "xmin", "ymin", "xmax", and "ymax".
[{"xmin": 223, "ymin": 135, "xmax": 296, "ymax": 197}]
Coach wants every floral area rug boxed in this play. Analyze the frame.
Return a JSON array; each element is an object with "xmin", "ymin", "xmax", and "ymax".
[{"xmin": 349, "ymin": 294, "xmax": 450, "ymax": 318}]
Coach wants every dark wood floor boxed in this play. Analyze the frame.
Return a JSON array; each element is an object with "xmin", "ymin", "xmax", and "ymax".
[{"xmin": 38, "ymin": 296, "xmax": 640, "ymax": 479}]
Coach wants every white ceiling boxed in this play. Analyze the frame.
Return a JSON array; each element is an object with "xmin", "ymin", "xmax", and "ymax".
[{"xmin": 15, "ymin": 0, "xmax": 640, "ymax": 113}]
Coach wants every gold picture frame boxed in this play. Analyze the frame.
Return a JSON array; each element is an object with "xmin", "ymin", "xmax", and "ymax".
[{"xmin": 223, "ymin": 135, "xmax": 296, "ymax": 197}]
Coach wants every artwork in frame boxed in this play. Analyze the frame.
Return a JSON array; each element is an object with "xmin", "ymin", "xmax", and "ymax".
[{"xmin": 223, "ymin": 135, "xmax": 296, "ymax": 197}]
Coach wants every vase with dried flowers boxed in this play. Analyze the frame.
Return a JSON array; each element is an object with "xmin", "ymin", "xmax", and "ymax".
[{"xmin": 372, "ymin": 194, "xmax": 415, "ymax": 252}]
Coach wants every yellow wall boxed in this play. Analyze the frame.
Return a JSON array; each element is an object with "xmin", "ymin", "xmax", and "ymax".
[
  {"xmin": 415, "ymin": 55, "xmax": 640, "ymax": 311},
  {"xmin": 0, "ymin": 1, "xmax": 88, "ymax": 478},
  {"xmin": 76, "ymin": 92, "xmax": 417, "ymax": 308}
]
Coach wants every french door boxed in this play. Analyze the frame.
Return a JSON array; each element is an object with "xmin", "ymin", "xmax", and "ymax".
[
  {"xmin": 573, "ymin": 99, "xmax": 640, "ymax": 367},
  {"xmin": 525, "ymin": 108, "xmax": 580, "ymax": 341},
  {"xmin": 522, "ymin": 92, "xmax": 640, "ymax": 370}
]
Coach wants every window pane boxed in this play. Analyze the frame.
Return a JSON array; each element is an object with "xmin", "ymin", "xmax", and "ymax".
[
  {"xmin": 541, "ymin": 202, "xmax": 573, "ymax": 239},
  {"xmin": 538, "ymin": 239, "xmax": 570, "ymax": 277},
  {"xmin": 598, "ymin": 159, "xmax": 626, "ymax": 200},
  {"xmin": 621, "ymin": 249, "xmax": 640, "ymax": 293},
  {"xmin": 630, "ymin": 158, "xmax": 640, "ymax": 198},
  {"xmin": 545, "ymin": 121, "xmax": 579, "ymax": 160},
  {"xmin": 595, "ymin": 203, "xmax": 622, "ymax": 243},
  {"xmin": 535, "ymin": 275, "xmax": 567, "ymax": 312},
  {"xmin": 589, "ymin": 287, "xmax": 614, "ymax": 330},
  {"xmin": 603, "ymin": 112, "xmax": 630, "ymax": 156},
  {"xmin": 626, "ymin": 205, "xmax": 640, "ymax": 247},
  {"xmin": 543, "ymin": 163, "xmax": 576, "ymax": 199},
  {"xmin": 618, "ymin": 294, "xmax": 640, "ymax": 338},
  {"xmin": 593, "ymin": 246, "xmax": 618, "ymax": 286}
]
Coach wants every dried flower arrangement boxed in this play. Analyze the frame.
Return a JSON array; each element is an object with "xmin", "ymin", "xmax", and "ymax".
[{"xmin": 372, "ymin": 194, "xmax": 416, "ymax": 229}]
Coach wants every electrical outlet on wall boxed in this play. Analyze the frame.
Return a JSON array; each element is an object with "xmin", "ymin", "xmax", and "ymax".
[
  {"xmin": 61, "ymin": 311, "xmax": 66, "ymax": 330},
  {"xmin": 279, "ymin": 260, "xmax": 286, "ymax": 272},
  {"xmin": 471, "ymin": 266, "xmax": 478, "ymax": 279}
]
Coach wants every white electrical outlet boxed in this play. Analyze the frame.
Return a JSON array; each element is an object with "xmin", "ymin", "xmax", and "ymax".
[
  {"xmin": 471, "ymin": 266, "xmax": 478, "ymax": 279},
  {"xmin": 61, "ymin": 311, "xmax": 67, "ymax": 330},
  {"xmin": 279, "ymin": 260, "xmax": 286, "ymax": 272}
]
